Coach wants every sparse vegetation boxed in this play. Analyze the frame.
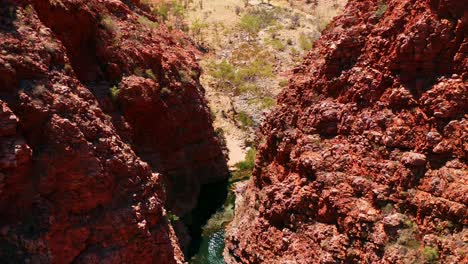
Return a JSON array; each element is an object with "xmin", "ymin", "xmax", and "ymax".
[
  {"xmin": 279, "ymin": 79, "xmax": 289, "ymax": 87},
  {"xmin": 239, "ymin": 13, "xmax": 262, "ymax": 38},
  {"xmin": 134, "ymin": 67, "xmax": 144, "ymax": 77},
  {"xmin": 49, "ymin": 0, "xmax": 65, "ymax": 8},
  {"xmin": 238, "ymin": 10, "xmax": 275, "ymax": 39},
  {"xmin": 375, "ymin": 3, "xmax": 388, "ymax": 18},
  {"xmin": 237, "ymin": 111, "xmax": 253, "ymax": 128},
  {"xmin": 101, "ymin": 16, "xmax": 117, "ymax": 34},
  {"xmin": 137, "ymin": 15, "xmax": 158, "ymax": 29},
  {"xmin": 264, "ymin": 38, "xmax": 286, "ymax": 51},
  {"xmin": 260, "ymin": 96, "xmax": 276, "ymax": 109},
  {"xmin": 160, "ymin": 87, "xmax": 172, "ymax": 96},
  {"xmin": 110, "ymin": 85, "xmax": 120, "ymax": 101},
  {"xmin": 299, "ymin": 33, "xmax": 314, "ymax": 51},
  {"xmin": 206, "ymin": 57, "xmax": 273, "ymax": 93},
  {"xmin": 381, "ymin": 203, "xmax": 394, "ymax": 214},
  {"xmin": 150, "ymin": 0, "xmax": 186, "ymax": 30},
  {"xmin": 167, "ymin": 212, "xmax": 180, "ymax": 222},
  {"xmin": 423, "ymin": 246, "xmax": 439, "ymax": 263},
  {"xmin": 178, "ymin": 70, "xmax": 193, "ymax": 83},
  {"xmin": 231, "ymin": 147, "xmax": 257, "ymax": 182},
  {"xmin": 32, "ymin": 85, "xmax": 47, "ymax": 96},
  {"xmin": 190, "ymin": 18, "xmax": 209, "ymax": 44},
  {"xmin": 145, "ymin": 69, "xmax": 157, "ymax": 80}
]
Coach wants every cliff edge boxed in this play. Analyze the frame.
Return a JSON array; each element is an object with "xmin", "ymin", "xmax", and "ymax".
[
  {"xmin": 0, "ymin": 0, "xmax": 227, "ymax": 262},
  {"xmin": 225, "ymin": 0, "xmax": 467, "ymax": 263}
]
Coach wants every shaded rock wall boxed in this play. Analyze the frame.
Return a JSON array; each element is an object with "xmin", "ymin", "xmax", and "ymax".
[
  {"xmin": 225, "ymin": 0, "xmax": 467, "ymax": 263},
  {"xmin": 0, "ymin": 0, "xmax": 227, "ymax": 262}
]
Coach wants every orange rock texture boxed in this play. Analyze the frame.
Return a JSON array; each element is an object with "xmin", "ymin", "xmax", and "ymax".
[
  {"xmin": 0, "ymin": 0, "xmax": 227, "ymax": 262},
  {"xmin": 225, "ymin": 0, "xmax": 467, "ymax": 263}
]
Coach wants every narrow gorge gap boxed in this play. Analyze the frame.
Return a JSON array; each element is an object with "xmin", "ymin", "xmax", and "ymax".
[{"xmin": 183, "ymin": 178, "xmax": 230, "ymax": 262}]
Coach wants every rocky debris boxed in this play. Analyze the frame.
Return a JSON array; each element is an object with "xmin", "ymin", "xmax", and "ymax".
[
  {"xmin": 225, "ymin": 0, "xmax": 467, "ymax": 263},
  {"xmin": 0, "ymin": 0, "xmax": 227, "ymax": 262}
]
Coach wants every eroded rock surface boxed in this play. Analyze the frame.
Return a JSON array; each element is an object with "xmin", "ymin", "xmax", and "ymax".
[
  {"xmin": 225, "ymin": 0, "xmax": 467, "ymax": 263},
  {"xmin": 0, "ymin": 0, "xmax": 227, "ymax": 262}
]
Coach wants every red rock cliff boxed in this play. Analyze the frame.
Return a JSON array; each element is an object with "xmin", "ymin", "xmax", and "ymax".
[
  {"xmin": 0, "ymin": 0, "xmax": 227, "ymax": 262},
  {"xmin": 225, "ymin": 0, "xmax": 467, "ymax": 263}
]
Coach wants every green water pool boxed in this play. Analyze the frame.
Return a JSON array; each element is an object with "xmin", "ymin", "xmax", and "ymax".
[{"xmin": 189, "ymin": 229, "xmax": 226, "ymax": 264}]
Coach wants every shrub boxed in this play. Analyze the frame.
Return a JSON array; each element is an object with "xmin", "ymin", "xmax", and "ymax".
[
  {"xmin": 167, "ymin": 212, "xmax": 180, "ymax": 222},
  {"xmin": 231, "ymin": 147, "xmax": 257, "ymax": 182},
  {"xmin": 152, "ymin": 1, "xmax": 170, "ymax": 21},
  {"xmin": 279, "ymin": 79, "xmax": 288, "ymax": 87},
  {"xmin": 134, "ymin": 67, "xmax": 144, "ymax": 76},
  {"xmin": 264, "ymin": 38, "xmax": 286, "ymax": 51},
  {"xmin": 101, "ymin": 16, "xmax": 117, "ymax": 34},
  {"xmin": 239, "ymin": 13, "xmax": 262, "ymax": 38},
  {"xmin": 375, "ymin": 3, "xmax": 388, "ymax": 18},
  {"xmin": 422, "ymin": 246, "xmax": 439, "ymax": 263},
  {"xmin": 238, "ymin": 83, "xmax": 259, "ymax": 94},
  {"xmin": 237, "ymin": 111, "xmax": 253, "ymax": 128},
  {"xmin": 152, "ymin": 1, "xmax": 186, "ymax": 21},
  {"xmin": 145, "ymin": 69, "xmax": 157, "ymax": 80},
  {"xmin": 32, "ymin": 85, "xmax": 47, "ymax": 96},
  {"xmin": 261, "ymin": 97, "xmax": 275, "ymax": 109},
  {"xmin": 299, "ymin": 33, "xmax": 313, "ymax": 51},
  {"xmin": 206, "ymin": 59, "xmax": 237, "ymax": 88},
  {"xmin": 178, "ymin": 70, "xmax": 193, "ymax": 83},
  {"xmin": 160, "ymin": 87, "xmax": 172, "ymax": 96},
  {"xmin": 138, "ymin": 15, "xmax": 158, "ymax": 29},
  {"xmin": 381, "ymin": 203, "xmax": 394, "ymax": 214},
  {"xmin": 110, "ymin": 85, "xmax": 120, "ymax": 100},
  {"xmin": 190, "ymin": 18, "xmax": 208, "ymax": 43},
  {"xmin": 237, "ymin": 57, "xmax": 274, "ymax": 80}
]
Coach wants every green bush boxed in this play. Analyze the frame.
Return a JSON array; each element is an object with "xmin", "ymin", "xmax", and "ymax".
[
  {"xmin": 375, "ymin": 3, "xmax": 388, "ymax": 18},
  {"xmin": 190, "ymin": 18, "xmax": 208, "ymax": 43},
  {"xmin": 134, "ymin": 67, "xmax": 144, "ymax": 76},
  {"xmin": 138, "ymin": 15, "xmax": 158, "ymax": 29},
  {"xmin": 261, "ymin": 97, "xmax": 276, "ymax": 109},
  {"xmin": 152, "ymin": 1, "xmax": 186, "ymax": 21},
  {"xmin": 110, "ymin": 85, "xmax": 120, "ymax": 100},
  {"xmin": 152, "ymin": 2, "xmax": 170, "ymax": 21},
  {"xmin": 264, "ymin": 38, "xmax": 286, "ymax": 51},
  {"xmin": 231, "ymin": 148, "xmax": 257, "ymax": 182},
  {"xmin": 207, "ymin": 57, "xmax": 273, "ymax": 93},
  {"xmin": 237, "ymin": 111, "xmax": 253, "ymax": 128},
  {"xmin": 101, "ymin": 16, "xmax": 117, "ymax": 34},
  {"xmin": 279, "ymin": 79, "xmax": 288, "ymax": 87},
  {"xmin": 299, "ymin": 33, "xmax": 313, "ymax": 51},
  {"xmin": 237, "ymin": 58, "xmax": 274, "ymax": 80},
  {"xmin": 238, "ymin": 83, "xmax": 259, "ymax": 94},
  {"xmin": 178, "ymin": 70, "xmax": 193, "ymax": 83},
  {"xmin": 206, "ymin": 59, "xmax": 237, "ymax": 88},
  {"xmin": 167, "ymin": 212, "xmax": 180, "ymax": 222},
  {"xmin": 239, "ymin": 14, "xmax": 262, "ymax": 38},
  {"xmin": 145, "ymin": 69, "xmax": 157, "ymax": 80},
  {"xmin": 422, "ymin": 246, "xmax": 439, "ymax": 263}
]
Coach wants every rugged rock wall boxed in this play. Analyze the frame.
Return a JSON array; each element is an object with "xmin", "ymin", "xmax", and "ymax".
[
  {"xmin": 0, "ymin": 0, "xmax": 227, "ymax": 262},
  {"xmin": 226, "ymin": 0, "xmax": 467, "ymax": 263}
]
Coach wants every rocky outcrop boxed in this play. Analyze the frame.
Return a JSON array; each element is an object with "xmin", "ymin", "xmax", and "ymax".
[
  {"xmin": 0, "ymin": 0, "xmax": 227, "ymax": 262},
  {"xmin": 225, "ymin": 0, "xmax": 467, "ymax": 263}
]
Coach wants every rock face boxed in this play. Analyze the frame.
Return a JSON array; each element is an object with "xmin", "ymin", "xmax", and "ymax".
[
  {"xmin": 225, "ymin": 0, "xmax": 467, "ymax": 263},
  {"xmin": 0, "ymin": 0, "xmax": 227, "ymax": 263}
]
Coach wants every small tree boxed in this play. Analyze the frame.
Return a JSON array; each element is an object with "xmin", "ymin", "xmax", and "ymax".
[{"xmin": 239, "ymin": 14, "xmax": 262, "ymax": 40}]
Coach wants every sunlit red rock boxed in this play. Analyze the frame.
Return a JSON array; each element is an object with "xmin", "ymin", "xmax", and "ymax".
[{"xmin": 225, "ymin": 0, "xmax": 467, "ymax": 263}]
